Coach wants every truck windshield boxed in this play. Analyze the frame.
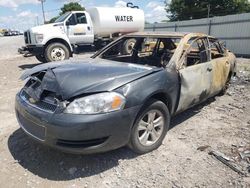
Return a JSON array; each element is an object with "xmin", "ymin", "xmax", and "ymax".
[{"xmin": 54, "ymin": 12, "xmax": 71, "ymax": 23}]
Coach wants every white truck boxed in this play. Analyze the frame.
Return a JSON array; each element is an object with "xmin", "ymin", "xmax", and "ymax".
[{"xmin": 19, "ymin": 4, "xmax": 144, "ymax": 63}]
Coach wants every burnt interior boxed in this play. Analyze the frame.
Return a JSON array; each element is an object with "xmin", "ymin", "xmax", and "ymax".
[
  {"xmin": 185, "ymin": 37, "xmax": 226, "ymax": 67},
  {"xmin": 100, "ymin": 37, "xmax": 180, "ymax": 68}
]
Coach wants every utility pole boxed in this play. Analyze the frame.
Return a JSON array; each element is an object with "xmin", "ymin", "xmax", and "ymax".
[
  {"xmin": 207, "ymin": 4, "xmax": 211, "ymax": 19},
  {"xmin": 207, "ymin": 4, "xmax": 211, "ymax": 35},
  {"xmin": 38, "ymin": 0, "xmax": 46, "ymax": 24},
  {"xmin": 36, "ymin": 16, "xmax": 39, "ymax": 26}
]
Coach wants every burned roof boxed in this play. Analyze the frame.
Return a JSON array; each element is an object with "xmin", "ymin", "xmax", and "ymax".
[{"xmin": 126, "ymin": 31, "xmax": 210, "ymax": 38}]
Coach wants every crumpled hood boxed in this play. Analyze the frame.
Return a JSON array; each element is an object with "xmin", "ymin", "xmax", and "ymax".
[{"xmin": 21, "ymin": 59, "xmax": 162, "ymax": 100}]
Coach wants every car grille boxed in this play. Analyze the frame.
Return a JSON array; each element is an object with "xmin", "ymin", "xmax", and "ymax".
[
  {"xmin": 20, "ymin": 90, "xmax": 57, "ymax": 113},
  {"xmin": 56, "ymin": 137, "xmax": 108, "ymax": 148},
  {"xmin": 24, "ymin": 31, "xmax": 31, "ymax": 44}
]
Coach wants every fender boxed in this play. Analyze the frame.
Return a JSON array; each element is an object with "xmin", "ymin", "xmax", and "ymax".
[{"xmin": 44, "ymin": 37, "xmax": 73, "ymax": 53}]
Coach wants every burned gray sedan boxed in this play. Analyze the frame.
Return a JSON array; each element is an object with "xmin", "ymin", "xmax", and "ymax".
[{"xmin": 15, "ymin": 32, "xmax": 236, "ymax": 154}]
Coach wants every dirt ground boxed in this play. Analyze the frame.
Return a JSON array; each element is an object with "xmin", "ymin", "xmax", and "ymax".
[{"xmin": 0, "ymin": 36, "xmax": 250, "ymax": 188}]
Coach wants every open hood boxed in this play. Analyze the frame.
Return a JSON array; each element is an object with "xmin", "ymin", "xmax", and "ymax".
[{"xmin": 21, "ymin": 59, "xmax": 162, "ymax": 100}]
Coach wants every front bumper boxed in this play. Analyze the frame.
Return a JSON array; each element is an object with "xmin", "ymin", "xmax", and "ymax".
[
  {"xmin": 18, "ymin": 45, "xmax": 44, "ymax": 56},
  {"xmin": 15, "ymin": 93, "xmax": 140, "ymax": 154}
]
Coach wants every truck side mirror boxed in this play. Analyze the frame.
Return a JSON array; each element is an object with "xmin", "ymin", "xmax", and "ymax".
[
  {"xmin": 65, "ymin": 15, "xmax": 77, "ymax": 26},
  {"xmin": 66, "ymin": 20, "xmax": 70, "ymax": 26}
]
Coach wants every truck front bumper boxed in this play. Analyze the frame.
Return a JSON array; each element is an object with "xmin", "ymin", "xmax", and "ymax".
[{"xmin": 18, "ymin": 45, "xmax": 44, "ymax": 56}]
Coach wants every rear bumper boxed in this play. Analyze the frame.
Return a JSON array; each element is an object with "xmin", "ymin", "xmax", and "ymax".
[
  {"xmin": 18, "ymin": 45, "xmax": 44, "ymax": 56},
  {"xmin": 15, "ymin": 93, "xmax": 140, "ymax": 154}
]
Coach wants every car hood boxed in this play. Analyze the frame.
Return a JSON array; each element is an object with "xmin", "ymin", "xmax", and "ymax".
[
  {"xmin": 21, "ymin": 59, "xmax": 162, "ymax": 100},
  {"xmin": 30, "ymin": 23, "xmax": 64, "ymax": 34}
]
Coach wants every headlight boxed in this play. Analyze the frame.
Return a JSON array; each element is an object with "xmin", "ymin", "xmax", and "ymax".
[
  {"xmin": 35, "ymin": 33, "xmax": 44, "ymax": 43},
  {"xmin": 64, "ymin": 92, "xmax": 126, "ymax": 114}
]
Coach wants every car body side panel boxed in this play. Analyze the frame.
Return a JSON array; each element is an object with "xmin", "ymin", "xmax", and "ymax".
[
  {"xmin": 176, "ymin": 62, "xmax": 213, "ymax": 113},
  {"xmin": 209, "ymin": 57, "xmax": 231, "ymax": 95},
  {"xmin": 227, "ymin": 52, "xmax": 237, "ymax": 75},
  {"xmin": 115, "ymin": 68, "xmax": 180, "ymax": 115}
]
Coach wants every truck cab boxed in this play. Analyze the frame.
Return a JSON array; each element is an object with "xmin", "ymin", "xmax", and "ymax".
[{"xmin": 59, "ymin": 11, "xmax": 94, "ymax": 45}]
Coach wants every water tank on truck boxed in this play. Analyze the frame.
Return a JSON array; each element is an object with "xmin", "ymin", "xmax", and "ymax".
[{"xmin": 87, "ymin": 7, "xmax": 145, "ymax": 37}]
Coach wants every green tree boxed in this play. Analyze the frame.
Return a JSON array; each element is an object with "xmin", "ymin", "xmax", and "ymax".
[
  {"xmin": 165, "ymin": 0, "xmax": 250, "ymax": 21},
  {"xmin": 60, "ymin": 2, "xmax": 85, "ymax": 15},
  {"xmin": 49, "ymin": 16, "xmax": 59, "ymax": 23},
  {"xmin": 49, "ymin": 2, "xmax": 85, "ymax": 23}
]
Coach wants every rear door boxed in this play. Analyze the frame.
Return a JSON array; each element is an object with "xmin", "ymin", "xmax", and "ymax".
[
  {"xmin": 66, "ymin": 12, "xmax": 94, "ymax": 44},
  {"xmin": 208, "ymin": 38, "xmax": 231, "ymax": 95},
  {"xmin": 176, "ymin": 37, "xmax": 213, "ymax": 113}
]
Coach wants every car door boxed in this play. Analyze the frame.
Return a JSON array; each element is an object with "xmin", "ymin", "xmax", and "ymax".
[
  {"xmin": 208, "ymin": 39, "xmax": 231, "ymax": 96},
  {"xmin": 66, "ymin": 13, "xmax": 94, "ymax": 44},
  {"xmin": 176, "ymin": 37, "xmax": 213, "ymax": 113}
]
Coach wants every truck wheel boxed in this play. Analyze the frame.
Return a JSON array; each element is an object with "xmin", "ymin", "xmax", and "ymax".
[
  {"xmin": 128, "ymin": 99, "xmax": 170, "ymax": 154},
  {"xmin": 45, "ymin": 43, "xmax": 70, "ymax": 62},
  {"xmin": 35, "ymin": 55, "xmax": 47, "ymax": 63},
  {"xmin": 94, "ymin": 40, "xmax": 103, "ymax": 50},
  {"xmin": 123, "ymin": 38, "xmax": 136, "ymax": 54}
]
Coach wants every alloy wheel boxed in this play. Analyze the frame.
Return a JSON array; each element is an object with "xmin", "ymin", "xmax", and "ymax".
[{"xmin": 137, "ymin": 109, "xmax": 164, "ymax": 146}]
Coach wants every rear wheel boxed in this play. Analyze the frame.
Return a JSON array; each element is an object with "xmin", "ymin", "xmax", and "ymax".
[
  {"xmin": 35, "ymin": 54, "xmax": 47, "ymax": 63},
  {"xmin": 129, "ymin": 99, "xmax": 170, "ymax": 154},
  {"xmin": 45, "ymin": 42, "xmax": 70, "ymax": 62},
  {"xmin": 123, "ymin": 38, "xmax": 136, "ymax": 54}
]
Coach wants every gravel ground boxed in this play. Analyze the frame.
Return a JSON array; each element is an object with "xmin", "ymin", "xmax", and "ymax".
[
  {"xmin": 0, "ymin": 36, "xmax": 24, "ymax": 60},
  {"xmin": 0, "ymin": 36, "xmax": 250, "ymax": 188}
]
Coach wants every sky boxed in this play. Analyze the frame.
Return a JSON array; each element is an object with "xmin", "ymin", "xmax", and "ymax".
[{"xmin": 0, "ymin": 0, "xmax": 168, "ymax": 31}]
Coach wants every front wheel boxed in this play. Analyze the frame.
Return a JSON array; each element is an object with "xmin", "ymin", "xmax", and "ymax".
[
  {"xmin": 129, "ymin": 99, "xmax": 170, "ymax": 154},
  {"xmin": 45, "ymin": 43, "xmax": 70, "ymax": 62}
]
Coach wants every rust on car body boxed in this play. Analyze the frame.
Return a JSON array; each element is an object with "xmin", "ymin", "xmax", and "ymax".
[
  {"xmin": 93, "ymin": 31, "xmax": 236, "ymax": 114},
  {"xmin": 159, "ymin": 32, "xmax": 237, "ymax": 113}
]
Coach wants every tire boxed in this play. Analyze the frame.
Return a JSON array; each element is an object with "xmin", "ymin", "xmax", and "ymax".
[
  {"xmin": 35, "ymin": 55, "xmax": 47, "ymax": 63},
  {"xmin": 45, "ymin": 42, "xmax": 70, "ymax": 62},
  {"xmin": 123, "ymin": 38, "xmax": 136, "ymax": 54},
  {"xmin": 129, "ymin": 99, "xmax": 170, "ymax": 154},
  {"xmin": 94, "ymin": 40, "xmax": 104, "ymax": 50}
]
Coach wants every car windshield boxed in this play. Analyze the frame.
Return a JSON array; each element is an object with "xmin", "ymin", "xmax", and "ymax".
[
  {"xmin": 54, "ymin": 12, "xmax": 71, "ymax": 23},
  {"xmin": 97, "ymin": 36, "xmax": 181, "ymax": 68}
]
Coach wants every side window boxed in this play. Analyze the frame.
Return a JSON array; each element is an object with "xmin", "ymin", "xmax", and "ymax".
[
  {"xmin": 76, "ymin": 13, "xmax": 87, "ymax": 24},
  {"xmin": 67, "ymin": 14, "xmax": 76, "ymax": 25},
  {"xmin": 185, "ymin": 38, "xmax": 208, "ymax": 67},
  {"xmin": 101, "ymin": 38, "xmax": 136, "ymax": 58},
  {"xmin": 209, "ymin": 39, "xmax": 225, "ymax": 59}
]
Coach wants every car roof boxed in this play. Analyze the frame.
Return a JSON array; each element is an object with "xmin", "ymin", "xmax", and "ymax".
[{"xmin": 126, "ymin": 31, "xmax": 213, "ymax": 38}]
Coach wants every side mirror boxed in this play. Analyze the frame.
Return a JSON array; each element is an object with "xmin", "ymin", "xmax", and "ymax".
[{"xmin": 66, "ymin": 20, "xmax": 70, "ymax": 26}]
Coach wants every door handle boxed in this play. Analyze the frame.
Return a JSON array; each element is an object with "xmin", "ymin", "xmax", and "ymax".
[
  {"xmin": 87, "ymin": 26, "xmax": 90, "ymax": 31},
  {"xmin": 207, "ymin": 67, "xmax": 212, "ymax": 72}
]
